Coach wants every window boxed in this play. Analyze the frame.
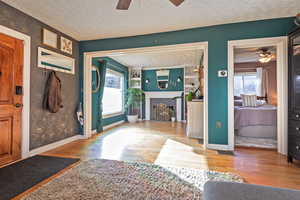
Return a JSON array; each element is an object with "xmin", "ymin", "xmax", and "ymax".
[
  {"xmin": 102, "ymin": 69, "xmax": 124, "ymax": 117},
  {"xmin": 234, "ymin": 72, "xmax": 258, "ymax": 96}
]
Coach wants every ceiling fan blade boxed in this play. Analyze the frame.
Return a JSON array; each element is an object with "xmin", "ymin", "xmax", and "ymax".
[
  {"xmin": 169, "ymin": 0, "xmax": 184, "ymax": 7},
  {"xmin": 116, "ymin": 0, "xmax": 132, "ymax": 10}
]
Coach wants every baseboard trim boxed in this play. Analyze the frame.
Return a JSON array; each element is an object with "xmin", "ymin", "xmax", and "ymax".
[
  {"xmin": 27, "ymin": 135, "xmax": 85, "ymax": 158},
  {"xmin": 207, "ymin": 144, "xmax": 233, "ymax": 151},
  {"xmin": 92, "ymin": 129, "xmax": 98, "ymax": 135},
  {"xmin": 103, "ymin": 120, "xmax": 125, "ymax": 130}
]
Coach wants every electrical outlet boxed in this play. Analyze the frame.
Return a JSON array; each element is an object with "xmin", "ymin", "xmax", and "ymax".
[{"xmin": 216, "ymin": 121, "xmax": 222, "ymax": 128}]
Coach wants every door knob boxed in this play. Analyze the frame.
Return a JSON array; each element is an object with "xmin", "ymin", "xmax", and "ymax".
[{"xmin": 15, "ymin": 103, "xmax": 23, "ymax": 108}]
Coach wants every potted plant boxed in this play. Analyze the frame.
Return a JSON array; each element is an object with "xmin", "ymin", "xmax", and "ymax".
[
  {"xmin": 186, "ymin": 91, "xmax": 194, "ymax": 101},
  {"xmin": 125, "ymin": 88, "xmax": 144, "ymax": 123}
]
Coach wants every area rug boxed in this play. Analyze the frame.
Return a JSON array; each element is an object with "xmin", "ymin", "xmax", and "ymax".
[
  {"xmin": 235, "ymin": 136, "xmax": 277, "ymax": 149},
  {"xmin": 22, "ymin": 159, "xmax": 243, "ymax": 200},
  {"xmin": 0, "ymin": 155, "xmax": 80, "ymax": 200}
]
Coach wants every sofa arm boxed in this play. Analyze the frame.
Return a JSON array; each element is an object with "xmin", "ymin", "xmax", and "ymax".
[{"xmin": 203, "ymin": 181, "xmax": 300, "ymax": 200}]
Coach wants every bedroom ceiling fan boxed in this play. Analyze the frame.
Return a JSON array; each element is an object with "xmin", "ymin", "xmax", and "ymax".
[
  {"xmin": 257, "ymin": 48, "xmax": 275, "ymax": 63},
  {"xmin": 116, "ymin": 0, "xmax": 185, "ymax": 10}
]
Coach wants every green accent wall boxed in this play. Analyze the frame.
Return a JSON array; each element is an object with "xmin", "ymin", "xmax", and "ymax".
[
  {"xmin": 92, "ymin": 57, "xmax": 128, "ymax": 131},
  {"xmin": 142, "ymin": 68, "xmax": 184, "ymax": 91},
  {"xmin": 80, "ymin": 17, "xmax": 296, "ymax": 144}
]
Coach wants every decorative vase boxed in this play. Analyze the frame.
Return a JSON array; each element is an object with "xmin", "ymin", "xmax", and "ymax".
[
  {"xmin": 171, "ymin": 117, "xmax": 176, "ymax": 122},
  {"xmin": 127, "ymin": 115, "xmax": 138, "ymax": 123}
]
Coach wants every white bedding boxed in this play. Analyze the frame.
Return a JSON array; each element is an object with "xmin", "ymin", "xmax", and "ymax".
[{"xmin": 234, "ymin": 104, "xmax": 277, "ymax": 139}]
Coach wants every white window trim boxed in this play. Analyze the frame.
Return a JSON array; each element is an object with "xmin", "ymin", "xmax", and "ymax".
[
  {"xmin": 234, "ymin": 72, "xmax": 257, "ymax": 76},
  {"xmin": 102, "ymin": 68, "xmax": 125, "ymax": 118},
  {"xmin": 103, "ymin": 112, "xmax": 125, "ymax": 119}
]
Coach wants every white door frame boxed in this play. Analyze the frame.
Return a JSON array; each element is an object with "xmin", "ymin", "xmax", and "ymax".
[
  {"xmin": 83, "ymin": 42, "xmax": 209, "ymax": 148},
  {"xmin": 228, "ymin": 36, "xmax": 288, "ymax": 154},
  {"xmin": 0, "ymin": 25, "xmax": 31, "ymax": 158}
]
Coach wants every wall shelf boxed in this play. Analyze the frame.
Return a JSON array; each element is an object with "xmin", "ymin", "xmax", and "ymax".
[
  {"xmin": 185, "ymin": 84, "xmax": 196, "ymax": 88},
  {"xmin": 129, "ymin": 67, "xmax": 143, "ymax": 119},
  {"xmin": 184, "ymin": 75, "xmax": 198, "ymax": 79},
  {"xmin": 183, "ymin": 66, "xmax": 201, "ymax": 121},
  {"xmin": 131, "ymin": 77, "xmax": 141, "ymax": 81},
  {"xmin": 129, "ymin": 68, "xmax": 142, "ymax": 89}
]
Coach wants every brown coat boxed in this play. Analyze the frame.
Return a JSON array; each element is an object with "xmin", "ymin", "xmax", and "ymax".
[{"xmin": 43, "ymin": 71, "xmax": 63, "ymax": 113}]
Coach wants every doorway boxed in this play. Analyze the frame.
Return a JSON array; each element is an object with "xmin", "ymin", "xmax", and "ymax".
[
  {"xmin": 233, "ymin": 46, "xmax": 277, "ymax": 149},
  {"xmin": 83, "ymin": 42, "xmax": 209, "ymax": 148},
  {"xmin": 228, "ymin": 37, "xmax": 288, "ymax": 154},
  {"xmin": 0, "ymin": 32, "xmax": 24, "ymax": 166}
]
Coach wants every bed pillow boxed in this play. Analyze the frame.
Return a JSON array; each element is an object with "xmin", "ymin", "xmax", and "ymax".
[
  {"xmin": 234, "ymin": 99, "xmax": 243, "ymax": 106},
  {"xmin": 241, "ymin": 94, "xmax": 257, "ymax": 107},
  {"xmin": 257, "ymin": 99, "xmax": 266, "ymax": 106}
]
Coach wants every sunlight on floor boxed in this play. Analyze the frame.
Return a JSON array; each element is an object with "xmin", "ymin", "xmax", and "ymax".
[
  {"xmin": 154, "ymin": 139, "xmax": 208, "ymax": 170},
  {"xmin": 98, "ymin": 127, "xmax": 163, "ymax": 161}
]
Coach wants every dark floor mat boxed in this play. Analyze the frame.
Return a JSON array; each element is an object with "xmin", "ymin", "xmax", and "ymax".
[
  {"xmin": 0, "ymin": 155, "xmax": 80, "ymax": 200},
  {"xmin": 217, "ymin": 150, "xmax": 235, "ymax": 155}
]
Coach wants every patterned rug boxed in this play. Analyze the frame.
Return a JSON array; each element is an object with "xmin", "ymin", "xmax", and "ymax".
[{"xmin": 22, "ymin": 159, "xmax": 243, "ymax": 200}]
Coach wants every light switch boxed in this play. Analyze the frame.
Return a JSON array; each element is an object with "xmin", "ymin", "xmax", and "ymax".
[{"xmin": 216, "ymin": 121, "xmax": 222, "ymax": 128}]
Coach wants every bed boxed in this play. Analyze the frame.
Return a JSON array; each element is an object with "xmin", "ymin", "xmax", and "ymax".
[{"xmin": 234, "ymin": 103, "xmax": 277, "ymax": 139}]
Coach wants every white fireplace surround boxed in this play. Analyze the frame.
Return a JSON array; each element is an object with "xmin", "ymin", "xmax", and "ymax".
[{"xmin": 145, "ymin": 91, "xmax": 183, "ymax": 121}]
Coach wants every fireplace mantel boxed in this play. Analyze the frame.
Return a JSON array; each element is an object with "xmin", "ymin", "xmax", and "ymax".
[{"xmin": 144, "ymin": 91, "xmax": 183, "ymax": 121}]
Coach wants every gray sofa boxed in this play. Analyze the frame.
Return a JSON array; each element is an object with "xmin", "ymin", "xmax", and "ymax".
[{"xmin": 203, "ymin": 181, "xmax": 300, "ymax": 200}]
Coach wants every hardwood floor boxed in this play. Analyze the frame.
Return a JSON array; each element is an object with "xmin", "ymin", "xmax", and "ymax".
[{"xmin": 44, "ymin": 121, "xmax": 300, "ymax": 190}]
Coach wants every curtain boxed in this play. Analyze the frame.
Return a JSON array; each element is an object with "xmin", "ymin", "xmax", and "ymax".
[
  {"xmin": 256, "ymin": 67, "xmax": 267, "ymax": 97},
  {"xmin": 97, "ymin": 60, "xmax": 107, "ymax": 132}
]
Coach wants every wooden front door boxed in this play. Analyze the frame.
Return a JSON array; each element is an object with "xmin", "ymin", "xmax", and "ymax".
[{"xmin": 0, "ymin": 33, "xmax": 23, "ymax": 166}]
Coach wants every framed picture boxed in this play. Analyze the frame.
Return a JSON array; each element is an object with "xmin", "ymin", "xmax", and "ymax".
[
  {"xmin": 42, "ymin": 28, "xmax": 58, "ymax": 48},
  {"xmin": 61, "ymin": 36, "xmax": 73, "ymax": 55}
]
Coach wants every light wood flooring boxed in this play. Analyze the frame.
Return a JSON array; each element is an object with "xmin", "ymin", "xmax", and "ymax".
[{"xmin": 44, "ymin": 121, "xmax": 300, "ymax": 190}]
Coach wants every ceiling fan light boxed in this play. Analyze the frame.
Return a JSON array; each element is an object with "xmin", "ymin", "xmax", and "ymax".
[{"xmin": 259, "ymin": 57, "xmax": 272, "ymax": 63}]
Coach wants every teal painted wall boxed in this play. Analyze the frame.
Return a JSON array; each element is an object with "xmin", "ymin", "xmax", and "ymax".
[
  {"xmin": 80, "ymin": 17, "xmax": 296, "ymax": 144},
  {"xmin": 142, "ymin": 68, "xmax": 184, "ymax": 91},
  {"xmin": 92, "ymin": 57, "xmax": 128, "ymax": 131}
]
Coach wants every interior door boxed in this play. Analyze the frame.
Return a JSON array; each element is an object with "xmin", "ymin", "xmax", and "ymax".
[{"xmin": 0, "ymin": 33, "xmax": 23, "ymax": 166}]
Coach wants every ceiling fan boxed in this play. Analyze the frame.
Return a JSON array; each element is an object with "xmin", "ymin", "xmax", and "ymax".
[
  {"xmin": 116, "ymin": 0, "xmax": 185, "ymax": 10},
  {"xmin": 257, "ymin": 48, "xmax": 275, "ymax": 63}
]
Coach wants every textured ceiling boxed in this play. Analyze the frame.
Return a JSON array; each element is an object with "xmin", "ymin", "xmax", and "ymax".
[
  {"xmin": 109, "ymin": 49, "xmax": 203, "ymax": 68},
  {"xmin": 2, "ymin": 0, "xmax": 299, "ymax": 41},
  {"xmin": 234, "ymin": 46, "xmax": 276, "ymax": 63}
]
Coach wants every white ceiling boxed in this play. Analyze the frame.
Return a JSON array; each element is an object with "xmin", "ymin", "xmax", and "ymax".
[
  {"xmin": 109, "ymin": 49, "xmax": 203, "ymax": 68},
  {"xmin": 234, "ymin": 46, "xmax": 276, "ymax": 63},
  {"xmin": 3, "ymin": 0, "xmax": 299, "ymax": 41}
]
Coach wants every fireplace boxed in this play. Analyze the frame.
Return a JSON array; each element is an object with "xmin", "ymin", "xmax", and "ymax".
[
  {"xmin": 144, "ymin": 91, "xmax": 183, "ymax": 121},
  {"xmin": 150, "ymin": 98, "xmax": 176, "ymax": 121}
]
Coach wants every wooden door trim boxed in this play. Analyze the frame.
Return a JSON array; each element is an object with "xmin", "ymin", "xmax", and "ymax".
[{"xmin": 0, "ymin": 25, "xmax": 31, "ymax": 159}]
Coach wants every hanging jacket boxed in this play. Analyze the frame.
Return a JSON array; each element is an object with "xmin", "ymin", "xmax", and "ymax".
[{"xmin": 43, "ymin": 71, "xmax": 63, "ymax": 113}]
